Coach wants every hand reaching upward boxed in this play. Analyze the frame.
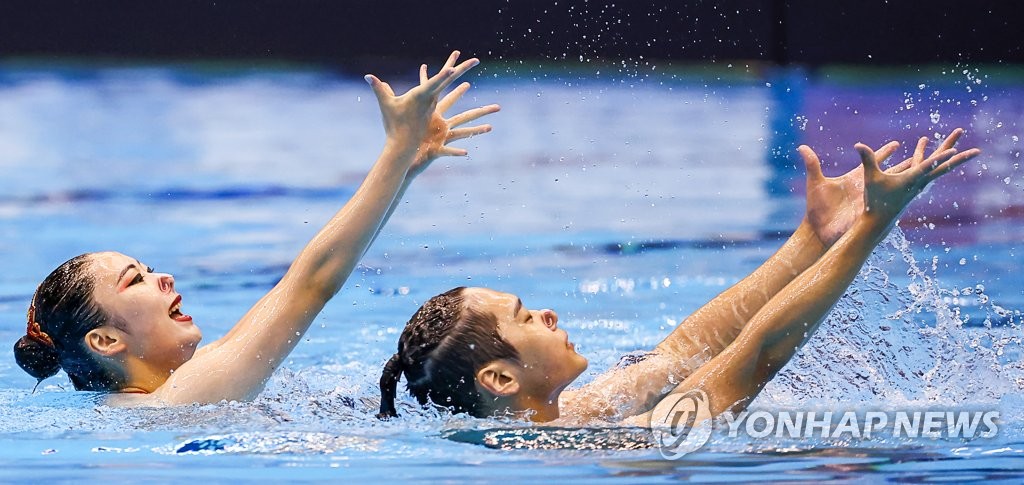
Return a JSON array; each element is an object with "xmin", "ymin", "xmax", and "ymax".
[
  {"xmin": 857, "ymin": 129, "xmax": 980, "ymax": 233},
  {"xmin": 800, "ymin": 128, "xmax": 974, "ymax": 247},
  {"xmin": 364, "ymin": 51, "xmax": 500, "ymax": 179},
  {"xmin": 801, "ymin": 141, "xmax": 898, "ymax": 247}
]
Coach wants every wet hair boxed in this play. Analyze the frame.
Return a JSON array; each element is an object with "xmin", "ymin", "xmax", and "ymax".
[
  {"xmin": 12, "ymin": 253, "xmax": 125, "ymax": 391},
  {"xmin": 378, "ymin": 287, "xmax": 520, "ymax": 418}
]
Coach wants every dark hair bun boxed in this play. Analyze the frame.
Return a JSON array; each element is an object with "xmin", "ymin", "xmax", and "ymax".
[{"xmin": 13, "ymin": 336, "xmax": 61, "ymax": 380}]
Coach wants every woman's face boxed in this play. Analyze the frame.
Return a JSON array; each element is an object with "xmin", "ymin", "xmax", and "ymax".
[
  {"xmin": 88, "ymin": 252, "xmax": 202, "ymax": 371},
  {"xmin": 463, "ymin": 287, "xmax": 588, "ymax": 396}
]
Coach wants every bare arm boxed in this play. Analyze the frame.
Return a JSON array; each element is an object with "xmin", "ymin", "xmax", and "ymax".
[
  {"xmin": 564, "ymin": 142, "xmax": 901, "ymax": 419},
  {"xmin": 564, "ymin": 220, "xmax": 826, "ymax": 419},
  {"xmin": 146, "ymin": 52, "xmax": 497, "ymax": 405},
  {"xmin": 564, "ymin": 132, "xmax": 966, "ymax": 420},
  {"xmin": 652, "ymin": 139, "xmax": 910, "ymax": 360},
  {"xmin": 365, "ymin": 79, "xmax": 499, "ymax": 255},
  {"xmin": 647, "ymin": 132, "xmax": 979, "ymax": 419}
]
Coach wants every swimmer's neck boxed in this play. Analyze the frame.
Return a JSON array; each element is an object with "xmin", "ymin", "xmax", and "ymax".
[
  {"xmin": 524, "ymin": 398, "xmax": 561, "ymax": 422},
  {"xmin": 118, "ymin": 354, "xmax": 187, "ymax": 394},
  {"xmin": 485, "ymin": 389, "xmax": 564, "ymax": 423}
]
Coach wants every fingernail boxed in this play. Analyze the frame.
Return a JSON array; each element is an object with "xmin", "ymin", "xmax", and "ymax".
[{"xmin": 364, "ymin": 75, "xmax": 373, "ymax": 85}]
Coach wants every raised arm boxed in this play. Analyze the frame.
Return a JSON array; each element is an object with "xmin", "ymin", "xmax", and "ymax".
[
  {"xmin": 564, "ymin": 219, "xmax": 830, "ymax": 419},
  {"xmin": 653, "ymin": 140, "xmax": 901, "ymax": 359},
  {"xmin": 648, "ymin": 130, "xmax": 979, "ymax": 419},
  {"xmin": 564, "ymin": 130, "xmax": 966, "ymax": 420},
  {"xmin": 365, "ymin": 78, "xmax": 500, "ymax": 254},
  {"xmin": 564, "ymin": 142, "xmax": 900, "ymax": 419},
  {"xmin": 145, "ymin": 52, "xmax": 498, "ymax": 405},
  {"xmin": 657, "ymin": 131, "xmax": 960, "ymax": 364}
]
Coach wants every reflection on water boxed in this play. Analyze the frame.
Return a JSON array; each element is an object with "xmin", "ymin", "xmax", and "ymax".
[{"xmin": 0, "ymin": 64, "xmax": 1022, "ymax": 480}]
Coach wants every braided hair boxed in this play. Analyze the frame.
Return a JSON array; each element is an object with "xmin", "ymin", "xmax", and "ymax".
[
  {"xmin": 12, "ymin": 253, "xmax": 125, "ymax": 391},
  {"xmin": 378, "ymin": 287, "xmax": 520, "ymax": 418}
]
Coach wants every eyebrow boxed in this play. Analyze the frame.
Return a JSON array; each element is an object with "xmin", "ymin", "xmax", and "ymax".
[{"xmin": 514, "ymin": 298, "xmax": 523, "ymax": 318}]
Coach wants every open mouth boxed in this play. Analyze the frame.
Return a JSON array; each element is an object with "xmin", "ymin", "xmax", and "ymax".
[{"xmin": 169, "ymin": 295, "xmax": 193, "ymax": 322}]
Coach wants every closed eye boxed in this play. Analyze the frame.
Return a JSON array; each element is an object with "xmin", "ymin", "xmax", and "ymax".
[{"xmin": 129, "ymin": 272, "xmax": 144, "ymax": 286}]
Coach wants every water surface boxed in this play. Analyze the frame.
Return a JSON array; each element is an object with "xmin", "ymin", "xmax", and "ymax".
[{"xmin": 0, "ymin": 63, "xmax": 1022, "ymax": 481}]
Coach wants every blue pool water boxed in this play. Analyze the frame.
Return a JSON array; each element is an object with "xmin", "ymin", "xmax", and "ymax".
[{"xmin": 0, "ymin": 63, "xmax": 1022, "ymax": 481}]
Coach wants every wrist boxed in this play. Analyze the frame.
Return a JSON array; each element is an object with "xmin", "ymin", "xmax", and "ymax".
[
  {"xmin": 851, "ymin": 214, "xmax": 894, "ymax": 246},
  {"xmin": 382, "ymin": 138, "xmax": 420, "ymax": 163},
  {"xmin": 795, "ymin": 218, "xmax": 827, "ymax": 253}
]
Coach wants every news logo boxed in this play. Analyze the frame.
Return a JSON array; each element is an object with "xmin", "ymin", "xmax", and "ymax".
[{"xmin": 649, "ymin": 389, "xmax": 713, "ymax": 459}]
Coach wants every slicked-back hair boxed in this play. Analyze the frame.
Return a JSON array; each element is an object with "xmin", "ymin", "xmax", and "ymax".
[
  {"xmin": 13, "ymin": 253, "xmax": 125, "ymax": 391},
  {"xmin": 378, "ymin": 287, "xmax": 520, "ymax": 418}
]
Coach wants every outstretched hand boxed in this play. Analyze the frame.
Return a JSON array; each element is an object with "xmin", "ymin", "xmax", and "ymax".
[
  {"xmin": 801, "ymin": 141, "xmax": 898, "ymax": 247},
  {"xmin": 856, "ymin": 128, "xmax": 980, "ymax": 230},
  {"xmin": 799, "ymin": 128, "xmax": 977, "ymax": 246},
  {"xmin": 364, "ymin": 51, "xmax": 501, "ymax": 178}
]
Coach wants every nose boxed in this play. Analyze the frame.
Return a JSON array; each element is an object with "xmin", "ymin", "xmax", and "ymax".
[
  {"xmin": 540, "ymin": 309, "xmax": 558, "ymax": 330},
  {"xmin": 157, "ymin": 273, "xmax": 175, "ymax": 293}
]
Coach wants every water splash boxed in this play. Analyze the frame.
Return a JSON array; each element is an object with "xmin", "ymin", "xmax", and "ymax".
[{"xmin": 761, "ymin": 227, "xmax": 1023, "ymax": 439}]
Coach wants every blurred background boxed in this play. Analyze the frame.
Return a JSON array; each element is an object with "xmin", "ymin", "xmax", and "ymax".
[{"xmin": 1, "ymin": 0, "xmax": 1020, "ymax": 67}]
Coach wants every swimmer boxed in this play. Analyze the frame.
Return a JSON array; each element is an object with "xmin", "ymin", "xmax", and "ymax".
[
  {"xmin": 378, "ymin": 129, "xmax": 980, "ymax": 423},
  {"xmin": 12, "ymin": 51, "xmax": 500, "ymax": 405}
]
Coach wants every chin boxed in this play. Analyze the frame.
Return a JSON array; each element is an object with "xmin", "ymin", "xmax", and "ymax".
[
  {"xmin": 185, "ymin": 324, "xmax": 203, "ymax": 345},
  {"xmin": 572, "ymin": 355, "xmax": 589, "ymax": 376}
]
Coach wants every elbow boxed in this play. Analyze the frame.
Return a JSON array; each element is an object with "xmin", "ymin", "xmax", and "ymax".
[
  {"xmin": 751, "ymin": 334, "xmax": 798, "ymax": 386},
  {"xmin": 279, "ymin": 267, "xmax": 338, "ymax": 309},
  {"xmin": 302, "ymin": 275, "xmax": 340, "ymax": 305}
]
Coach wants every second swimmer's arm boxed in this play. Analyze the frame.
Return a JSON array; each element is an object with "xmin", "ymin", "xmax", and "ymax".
[
  {"xmin": 653, "ymin": 141, "xmax": 904, "ymax": 363},
  {"xmin": 563, "ymin": 219, "xmax": 824, "ymax": 419},
  {"xmin": 646, "ymin": 138, "xmax": 978, "ymax": 418},
  {"xmin": 653, "ymin": 220, "xmax": 824, "ymax": 360},
  {"xmin": 564, "ymin": 145, "xmax": 896, "ymax": 419}
]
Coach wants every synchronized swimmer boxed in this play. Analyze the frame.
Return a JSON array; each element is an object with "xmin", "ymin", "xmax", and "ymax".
[
  {"xmin": 14, "ymin": 51, "xmax": 499, "ymax": 405},
  {"xmin": 376, "ymin": 131, "xmax": 979, "ymax": 424},
  {"xmin": 11, "ymin": 53, "xmax": 979, "ymax": 427}
]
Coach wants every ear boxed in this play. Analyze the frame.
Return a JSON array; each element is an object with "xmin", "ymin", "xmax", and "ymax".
[
  {"xmin": 84, "ymin": 327, "xmax": 128, "ymax": 357},
  {"xmin": 476, "ymin": 361, "xmax": 520, "ymax": 397}
]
